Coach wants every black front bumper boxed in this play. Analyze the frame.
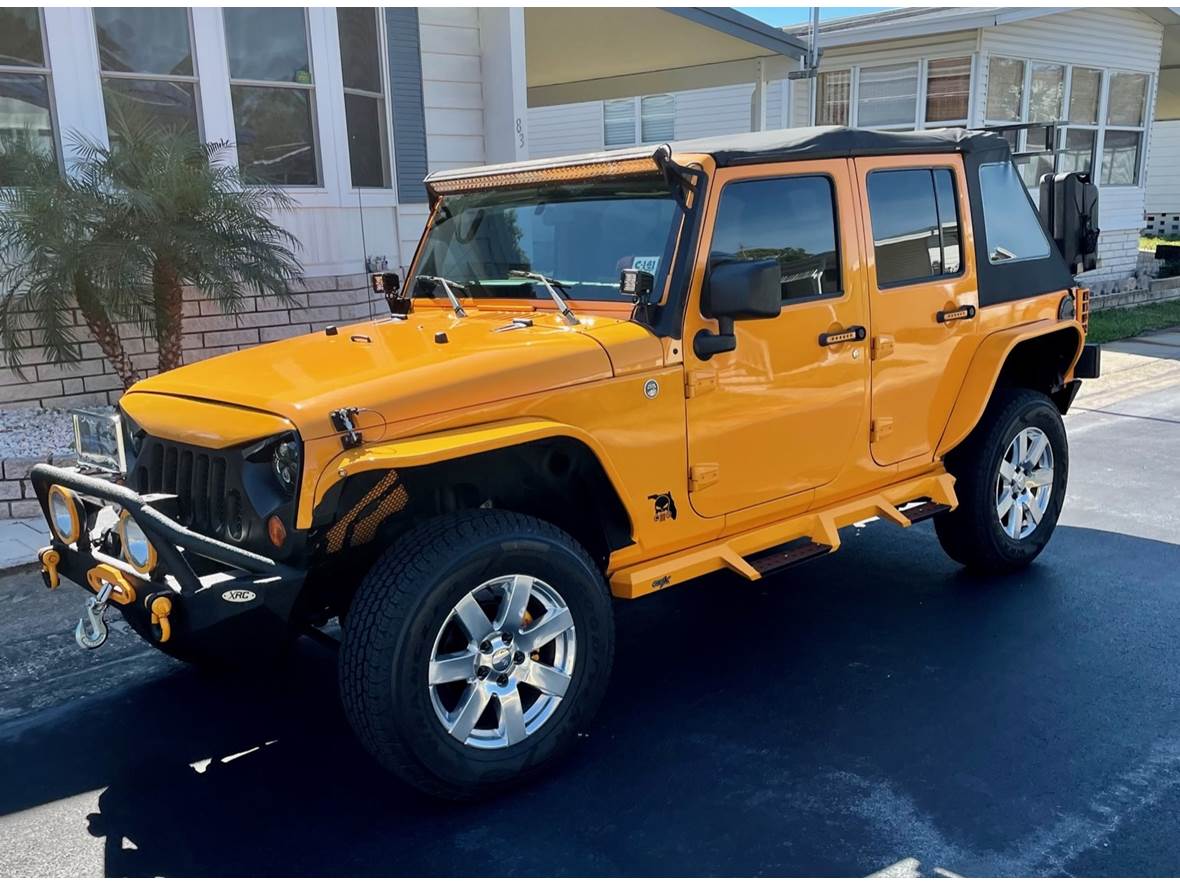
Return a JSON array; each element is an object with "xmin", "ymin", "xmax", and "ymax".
[{"xmin": 31, "ymin": 464, "xmax": 306, "ymax": 652}]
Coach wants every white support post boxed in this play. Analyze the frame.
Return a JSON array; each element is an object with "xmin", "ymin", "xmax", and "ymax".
[
  {"xmin": 751, "ymin": 59, "xmax": 768, "ymax": 132},
  {"xmin": 479, "ymin": 7, "xmax": 529, "ymax": 163}
]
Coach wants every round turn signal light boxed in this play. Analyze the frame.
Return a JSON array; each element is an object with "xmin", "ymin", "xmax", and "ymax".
[{"xmin": 267, "ymin": 515, "xmax": 288, "ymax": 548}]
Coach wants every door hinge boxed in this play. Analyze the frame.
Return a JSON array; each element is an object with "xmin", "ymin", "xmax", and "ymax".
[
  {"xmin": 685, "ymin": 369, "xmax": 717, "ymax": 398},
  {"xmin": 870, "ymin": 417, "xmax": 894, "ymax": 442},
  {"xmin": 871, "ymin": 335, "xmax": 895, "ymax": 360},
  {"xmin": 689, "ymin": 463, "xmax": 720, "ymax": 491}
]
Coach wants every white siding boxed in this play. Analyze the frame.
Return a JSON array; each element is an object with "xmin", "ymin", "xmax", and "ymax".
[
  {"xmin": 675, "ymin": 83, "xmax": 754, "ymax": 139},
  {"xmin": 527, "ymin": 102, "xmax": 603, "ymax": 159},
  {"xmin": 419, "ymin": 7, "xmax": 485, "ymax": 174},
  {"xmin": 1144, "ymin": 120, "xmax": 1180, "ymax": 215}
]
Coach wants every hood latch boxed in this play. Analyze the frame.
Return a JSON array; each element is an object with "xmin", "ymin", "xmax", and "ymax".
[{"xmin": 330, "ymin": 407, "xmax": 363, "ymax": 450}]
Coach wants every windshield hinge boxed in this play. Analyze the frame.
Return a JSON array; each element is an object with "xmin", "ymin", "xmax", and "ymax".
[
  {"xmin": 689, "ymin": 463, "xmax": 720, "ymax": 492},
  {"xmin": 330, "ymin": 407, "xmax": 363, "ymax": 450},
  {"xmin": 685, "ymin": 369, "xmax": 717, "ymax": 399}
]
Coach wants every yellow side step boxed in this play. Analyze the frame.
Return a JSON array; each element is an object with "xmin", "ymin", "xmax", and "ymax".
[{"xmin": 609, "ymin": 470, "xmax": 957, "ymax": 599}]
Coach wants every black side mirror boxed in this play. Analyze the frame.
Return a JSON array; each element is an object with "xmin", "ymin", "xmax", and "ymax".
[{"xmin": 695, "ymin": 258, "xmax": 781, "ymax": 359}]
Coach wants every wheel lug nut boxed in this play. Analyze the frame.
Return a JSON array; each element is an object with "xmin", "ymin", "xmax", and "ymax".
[
  {"xmin": 513, "ymin": 650, "xmax": 525, "ymax": 664},
  {"xmin": 501, "ymin": 632, "xmax": 512, "ymax": 644},
  {"xmin": 479, "ymin": 640, "xmax": 492, "ymax": 653},
  {"xmin": 476, "ymin": 665, "xmax": 490, "ymax": 679},
  {"xmin": 497, "ymin": 675, "xmax": 509, "ymax": 687}
]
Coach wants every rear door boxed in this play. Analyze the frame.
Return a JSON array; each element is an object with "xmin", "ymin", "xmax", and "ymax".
[{"xmin": 854, "ymin": 156, "xmax": 980, "ymax": 466}]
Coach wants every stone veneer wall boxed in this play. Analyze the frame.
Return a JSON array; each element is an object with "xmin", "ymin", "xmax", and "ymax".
[{"xmin": 0, "ymin": 272, "xmax": 383, "ymax": 411}]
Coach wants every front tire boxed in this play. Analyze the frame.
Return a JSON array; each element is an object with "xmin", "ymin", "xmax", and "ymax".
[
  {"xmin": 936, "ymin": 388, "xmax": 1068, "ymax": 573},
  {"xmin": 339, "ymin": 509, "xmax": 614, "ymax": 799}
]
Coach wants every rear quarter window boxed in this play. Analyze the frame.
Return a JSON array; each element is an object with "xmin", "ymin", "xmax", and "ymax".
[{"xmin": 978, "ymin": 162, "xmax": 1051, "ymax": 264}]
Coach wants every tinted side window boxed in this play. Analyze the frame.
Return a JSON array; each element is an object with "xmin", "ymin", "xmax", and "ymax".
[
  {"xmin": 710, "ymin": 176, "xmax": 841, "ymax": 301},
  {"xmin": 978, "ymin": 162, "xmax": 1051, "ymax": 264},
  {"xmin": 868, "ymin": 168, "xmax": 962, "ymax": 287}
]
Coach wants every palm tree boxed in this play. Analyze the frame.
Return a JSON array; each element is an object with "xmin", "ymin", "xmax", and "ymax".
[
  {"xmin": 0, "ymin": 117, "xmax": 304, "ymax": 385},
  {"xmin": 0, "ymin": 132, "xmax": 142, "ymax": 387}
]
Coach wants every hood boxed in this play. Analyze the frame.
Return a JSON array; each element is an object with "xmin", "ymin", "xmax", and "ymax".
[{"xmin": 127, "ymin": 308, "xmax": 656, "ymax": 442}]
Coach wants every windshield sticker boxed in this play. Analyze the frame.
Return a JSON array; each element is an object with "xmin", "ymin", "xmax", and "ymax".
[{"xmin": 632, "ymin": 256, "xmax": 661, "ymax": 275}]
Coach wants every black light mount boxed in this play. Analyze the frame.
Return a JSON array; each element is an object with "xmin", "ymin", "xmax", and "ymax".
[
  {"xmin": 373, "ymin": 271, "xmax": 411, "ymax": 316},
  {"xmin": 620, "ymin": 267, "xmax": 655, "ymax": 304}
]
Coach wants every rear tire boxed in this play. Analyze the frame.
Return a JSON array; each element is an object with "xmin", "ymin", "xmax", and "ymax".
[
  {"xmin": 936, "ymin": 388, "xmax": 1068, "ymax": 573},
  {"xmin": 339, "ymin": 509, "xmax": 614, "ymax": 799}
]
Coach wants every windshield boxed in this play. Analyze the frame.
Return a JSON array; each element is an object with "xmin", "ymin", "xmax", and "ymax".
[{"xmin": 414, "ymin": 178, "xmax": 681, "ymax": 303}]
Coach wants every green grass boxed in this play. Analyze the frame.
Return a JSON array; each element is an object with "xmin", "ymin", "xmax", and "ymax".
[
  {"xmin": 1087, "ymin": 299, "xmax": 1180, "ymax": 344},
  {"xmin": 1140, "ymin": 235, "xmax": 1180, "ymax": 253}
]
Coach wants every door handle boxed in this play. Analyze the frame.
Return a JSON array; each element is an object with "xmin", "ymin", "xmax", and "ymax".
[
  {"xmin": 818, "ymin": 325, "xmax": 867, "ymax": 347},
  {"xmin": 936, "ymin": 305, "xmax": 976, "ymax": 324}
]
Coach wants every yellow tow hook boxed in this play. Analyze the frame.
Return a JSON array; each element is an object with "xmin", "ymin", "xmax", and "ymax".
[
  {"xmin": 38, "ymin": 547, "xmax": 61, "ymax": 589},
  {"xmin": 149, "ymin": 595, "xmax": 173, "ymax": 644}
]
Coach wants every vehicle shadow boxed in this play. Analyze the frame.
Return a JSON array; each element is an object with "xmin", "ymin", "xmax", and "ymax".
[{"xmin": 3, "ymin": 522, "xmax": 1179, "ymax": 875}]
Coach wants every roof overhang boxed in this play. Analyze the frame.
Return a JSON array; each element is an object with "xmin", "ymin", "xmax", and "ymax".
[{"xmin": 525, "ymin": 7, "xmax": 807, "ymax": 108}]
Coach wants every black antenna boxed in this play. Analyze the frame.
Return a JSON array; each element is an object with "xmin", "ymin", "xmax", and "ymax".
[{"xmin": 357, "ymin": 186, "xmax": 372, "ymax": 322}]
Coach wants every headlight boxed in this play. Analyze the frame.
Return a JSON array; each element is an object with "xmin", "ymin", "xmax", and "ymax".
[
  {"xmin": 47, "ymin": 484, "xmax": 83, "ymax": 544},
  {"xmin": 272, "ymin": 438, "xmax": 301, "ymax": 495},
  {"xmin": 118, "ymin": 512, "xmax": 157, "ymax": 573}
]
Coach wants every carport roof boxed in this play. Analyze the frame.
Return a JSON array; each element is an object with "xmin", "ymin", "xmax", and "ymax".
[{"xmin": 524, "ymin": 7, "xmax": 808, "ymax": 107}]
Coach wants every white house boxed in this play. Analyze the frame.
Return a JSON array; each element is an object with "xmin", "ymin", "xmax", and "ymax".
[{"xmin": 528, "ymin": 6, "xmax": 1175, "ymax": 283}]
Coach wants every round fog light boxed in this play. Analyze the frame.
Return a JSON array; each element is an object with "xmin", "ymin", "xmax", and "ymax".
[
  {"xmin": 1058, "ymin": 293, "xmax": 1076, "ymax": 321},
  {"xmin": 48, "ymin": 485, "xmax": 82, "ymax": 544},
  {"xmin": 118, "ymin": 512, "xmax": 157, "ymax": 573}
]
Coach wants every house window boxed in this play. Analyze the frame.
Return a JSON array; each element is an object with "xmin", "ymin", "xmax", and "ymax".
[
  {"xmin": 603, "ymin": 95, "xmax": 675, "ymax": 147},
  {"xmin": 224, "ymin": 8, "xmax": 319, "ymax": 186},
  {"xmin": 857, "ymin": 62, "xmax": 919, "ymax": 129},
  {"xmin": 1020, "ymin": 63, "xmax": 1065, "ymax": 186},
  {"xmin": 711, "ymin": 176, "xmax": 841, "ymax": 301},
  {"xmin": 94, "ymin": 8, "xmax": 199, "ymax": 139},
  {"xmin": 1102, "ymin": 71, "xmax": 1147, "ymax": 186},
  {"xmin": 1061, "ymin": 67, "xmax": 1102, "ymax": 177},
  {"xmin": 925, "ymin": 57, "xmax": 971, "ymax": 124},
  {"xmin": 640, "ymin": 94, "xmax": 675, "ymax": 143},
  {"xmin": 985, "ymin": 56, "xmax": 1025, "ymax": 122},
  {"xmin": 867, "ymin": 168, "xmax": 961, "ymax": 287},
  {"xmin": 816, "ymin": 70, "xmax": 850, "ymax": 126},
  {"xmin": 337, "ymin": 7, "xmax": 389, "ymax": 188},
  {"xmin": 603, "ymin": 98, "xmax": 635, "ymax": 147},
  {"xmin": 0, "ymin": 8, "xmax": 56, "ymax": 170}
]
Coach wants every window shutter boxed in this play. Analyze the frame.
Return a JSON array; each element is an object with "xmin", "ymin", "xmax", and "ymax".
[
  {"xmin": 385, "ymin": 8, "xmax": 428, "ymax": 202},
  {"xmin": 604, "ymin": 99, "xmax": 636, "ymax": 147},
  {"xmin": 640, "ymin": 94, "xmax": 675, "ymax": 143}
]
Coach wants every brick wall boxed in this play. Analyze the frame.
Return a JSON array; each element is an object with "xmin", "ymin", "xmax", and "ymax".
[
  {"xmin": 0, "ymin": 455, "xmax": 72, "ymax": 520},
  {"xmin": 1076, "ymin": 228, "xmax": 1145, "ymax": 285},
  {"xmin": 0, "ymin": 272, "xmax": 385, "ymax": 410}
]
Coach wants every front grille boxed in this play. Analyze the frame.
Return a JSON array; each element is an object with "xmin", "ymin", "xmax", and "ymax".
[{"xmin": 135, "ymin": 439, "xmax": 229, "ymax": 535}]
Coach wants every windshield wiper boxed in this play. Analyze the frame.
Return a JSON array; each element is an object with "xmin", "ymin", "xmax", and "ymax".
[
  {"xmin": 416, "ymin": 275, "xmax": 467, "ymax": 318},
  {"xmin": 508, "ymin": 270, "xmax": 579, "ymax": 325}
]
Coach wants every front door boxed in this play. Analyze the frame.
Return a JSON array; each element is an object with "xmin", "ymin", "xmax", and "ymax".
[
  {"xmin": 684, "ymin": 160, "xmax": 869, "ymax": 518},
  {"xmin": 853, "ymin": 156, "xmax": 980, "ymax": 466}
]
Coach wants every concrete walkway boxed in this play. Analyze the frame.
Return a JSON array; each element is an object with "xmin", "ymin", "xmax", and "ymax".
[{"xmin": 1, "ymin": 325, "xmax": 1178, "ymax": 572}]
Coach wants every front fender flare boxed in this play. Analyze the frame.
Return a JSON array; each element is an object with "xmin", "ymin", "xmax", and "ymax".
[
  {"xmin": 937, "ymin": 319, "xmax": 1084, "ymax": 457},
  {"xmin": 311, "ymin": 417, "xmax": 630, "ymax": 520}
]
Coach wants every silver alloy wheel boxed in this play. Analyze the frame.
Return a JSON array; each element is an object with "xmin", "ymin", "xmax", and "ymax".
[
  {"xmin": 428, "ymin": 574, "xmax": 576, "ymax": 750},
  {"xmin": 995, "ymin": 426, "xmax": 1055, "ymax": 541}
]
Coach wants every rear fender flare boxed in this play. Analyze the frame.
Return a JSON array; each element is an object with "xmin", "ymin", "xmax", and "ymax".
[{"xmin": 937, "ymin": 319, "xmax": 1084, "ymax": 457}]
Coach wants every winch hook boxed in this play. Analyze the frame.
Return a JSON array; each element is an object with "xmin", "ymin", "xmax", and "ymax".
[{"xmin": 76, "ymin": 585, "xmax": 112, "ymax": 650}]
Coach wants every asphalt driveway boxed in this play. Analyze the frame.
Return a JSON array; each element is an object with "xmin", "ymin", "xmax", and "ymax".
[{"xmin": 1, "ymin": 333, "xmax": 1178, "ymax": 876}]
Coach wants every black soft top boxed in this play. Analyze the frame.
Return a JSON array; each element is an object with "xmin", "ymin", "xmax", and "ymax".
[{"xmin": 674, "ymin": 126, "xmax": 1012, "ymax": 167}]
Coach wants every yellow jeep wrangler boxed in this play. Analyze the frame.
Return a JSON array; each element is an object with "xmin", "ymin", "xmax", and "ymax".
[{"xmin": 33, "ymin": 127, "xmax": 1101, "ymax": 798}]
